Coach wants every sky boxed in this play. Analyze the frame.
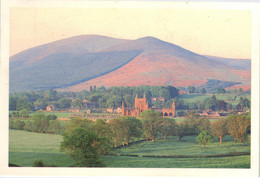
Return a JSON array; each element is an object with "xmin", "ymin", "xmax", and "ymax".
[{"xmin": 10, "ymin": 7, "xmax": 251, "ymax": 59}]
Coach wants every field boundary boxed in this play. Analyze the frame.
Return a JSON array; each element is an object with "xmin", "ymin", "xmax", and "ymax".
[{"xmin": 103, "ymin": 152, "xmax": 250, "ymax": 159}]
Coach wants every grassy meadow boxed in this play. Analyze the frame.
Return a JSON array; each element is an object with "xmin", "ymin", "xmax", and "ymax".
[
  {"xmin": 9, "ymin": 129, "xmax": 74, "ymax": 167},
  {"xmin": 9, "ymin": 129, "xmax": 250, "ymax": 168},
  {"xmin": 179, "ymin": 93, "xmax": 250, "ymax": 106}
]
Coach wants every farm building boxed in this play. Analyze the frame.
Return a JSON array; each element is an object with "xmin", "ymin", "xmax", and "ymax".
[{"xmin": 46, "ymin": 105, "xmax": 55, "ymax": 112}]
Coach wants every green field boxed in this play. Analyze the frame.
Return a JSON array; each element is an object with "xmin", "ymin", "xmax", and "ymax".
[
  {"xmin": 102, "ymin": 155, "xmax": 250, "ymax": 168},
  {"xmin": 9, "ymin": 129, "xmax": 74, "ymax": 167},
  {"xmin": 9, "ymin": 129, "xmax": 250, "ymax": 168},
  {"xmin": 110, "ymin": 135, "xmax": 250, "ymax": 156},
  {"xmin": 179, "ymin": 93, "xmax": 250, "ymax": 106}
]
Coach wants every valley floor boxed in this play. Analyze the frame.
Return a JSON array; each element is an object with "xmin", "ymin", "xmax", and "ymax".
[{"xmin": 9, "ymin": 130, "xmax": 250, "ymax": 168}]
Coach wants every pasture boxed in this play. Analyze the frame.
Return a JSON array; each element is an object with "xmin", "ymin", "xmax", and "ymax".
[
  {"xmin": 9, "ymin": 129, "xmax": 74, "ymax": 167},
  {"xmin": 179, "ymin": 93, "xmax": 250, "ymax": 106},
  {"xmin": 9, "ymin": 129, "xmax": 250, "ymax": 168}
]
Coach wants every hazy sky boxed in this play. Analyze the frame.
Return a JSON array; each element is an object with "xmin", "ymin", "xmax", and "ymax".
[{"xmin": 10, "ymin": 7, "xmax": 251, "ymax": 58}]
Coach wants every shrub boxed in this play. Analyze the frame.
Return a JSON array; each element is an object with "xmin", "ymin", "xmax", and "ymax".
[{"xmin": 32, "ymin": 159, "xmax": 44, "ymax": 167}]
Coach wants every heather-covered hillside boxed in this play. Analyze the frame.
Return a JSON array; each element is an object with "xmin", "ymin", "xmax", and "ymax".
[{"xmin": 10, "ymin": 35, "xmax": 250, "ymax": 92}]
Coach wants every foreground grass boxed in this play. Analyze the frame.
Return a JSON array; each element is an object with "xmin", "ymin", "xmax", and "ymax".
[
  {"xmin": 9, "ymin": 129, "xmax": 74, "ymax": 167},
  {"xmin": 103, "ymin": 155, "xmax": 250, "ymax": 168},
  {"xmin": 9, "ymin": 130, "xmax": 250, "ymax": 168},
  {"xmin": 111, "ymin": 135, "xmax": 250, "ymax": 156}
]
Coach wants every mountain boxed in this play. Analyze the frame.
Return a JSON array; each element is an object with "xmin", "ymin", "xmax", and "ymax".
[{"xmin": 9, "ymin": 35, "xmax": 251, "ymax": 92}]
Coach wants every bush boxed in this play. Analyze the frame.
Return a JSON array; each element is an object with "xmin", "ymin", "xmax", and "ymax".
[
  {"xmin": 14, "ymin": 120, "xmax": 25, "ymax": 130},
  {"xmin": 32, "ymin": 159, "xmax": 44, "ymax": 167}
]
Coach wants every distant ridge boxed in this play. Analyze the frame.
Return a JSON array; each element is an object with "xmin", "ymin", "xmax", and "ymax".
[{"xmin": 10, "ymin": 35, "xmax": 251, "ymax": 92}]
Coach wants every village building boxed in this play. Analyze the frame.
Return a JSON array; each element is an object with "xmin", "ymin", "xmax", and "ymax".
[
  {"xmin": 46, "ymin": 105, "xmax": 55, "ymax": 112},
  {"xmin": 115, "ymin": 107, "xmax": 122, "ymax": 114},
  {"xmin": 121, "ymin": 94, "xmax": 175, "ymax": 117},
  {"xmin": 200, "ymin": 111, "xmax": 221, "ymax": 117},
  {"xmin": 151, "ymin": 97, "xmax": 165, "ymax": 103},
  {"xmin": 70, "ymin": 109, "xmax": 80, "ymax": 113},
  {"xmin": 179, "ymin": 91, "xmax": 186, "ymax": 95},
  {"xmin": 106, "ymin": 108, "xmax": 114, "ymax": 113},
  {"xmin": 107, "ymin": 107, "xmax": 122, "ymax": 114}
]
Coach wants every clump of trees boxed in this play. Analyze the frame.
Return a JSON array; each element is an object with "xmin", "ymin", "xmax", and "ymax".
[
  {"xmin": 140, "ymin": 110, "xmax": 163, "ymax": 142},
  {"xmin": 109, "ymin": 116, "xmax": 142, "ymax": 147},
  {"xmin": 60, "ymin": 128, "xmax": 109, "ymax": 167},
  {"xmin": 9, "ymin": 111, "xmax": 64, "ymax": 134},
  {"xmin": 227, "ymin": 115, "xmax": 250, "ymax": 145}
]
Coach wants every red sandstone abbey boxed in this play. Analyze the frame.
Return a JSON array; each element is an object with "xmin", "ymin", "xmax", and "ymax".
[{"xmin": 121, "ymin": 94, "xmax": 175, "ymax": 117}]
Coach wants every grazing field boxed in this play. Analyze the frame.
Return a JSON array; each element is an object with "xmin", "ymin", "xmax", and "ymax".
[
  {"xmin": 102, "ymin": 155, "xmax": 250, "ymax": 168},
  {"xmin": 179, "ymin": 93, "xmax": 250, "ymax": 106},
  {"xmin": 9, "ymin": 129, "xmax": 250, "ymax": 168},
  {"xmin": 9, "ymin": 129, "xmax": 74, "ymax": 167},
  {"xmin": 110, "ymin": 135, "xmax": 250, "ymax": 157}
]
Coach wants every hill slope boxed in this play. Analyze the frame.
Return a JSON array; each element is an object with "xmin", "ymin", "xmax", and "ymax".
[
  {"xmin": 10, "ymin": 35, "xmax": 251, "ymax": 92},
  {"xmin": 10, "ymin": 35, "xmax": 140, "ymax": 92}
]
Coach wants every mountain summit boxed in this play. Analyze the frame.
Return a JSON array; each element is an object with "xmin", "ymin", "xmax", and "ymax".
[{"xmin": 10, "ymin": 35, "xmax": 250, "ymax": 92}]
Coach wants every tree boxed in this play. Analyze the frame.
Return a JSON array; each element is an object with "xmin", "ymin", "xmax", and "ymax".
[
  {"xmin": 58, "ymin": 98, "xmax": 72, "ymax": 110},
  {"xmin": 19, "ymin": 109, "xmax": 29, "ymax": 118},
  {"xmin": 16, "ymin": 97, "xmax": 33, "ymax": 111},
  {"xmin": 185, "ymin": 111, "xmax": 200, "ymax": 134},
  {"xmin": 140, "ymin": 110, "xmax": 163, "ymax": 142},
  {"xmin": 46, "ymin": 114, "xmax": 57, "ymax": 121},
  {"xmin": 48, "ymin": 120, "xmax": 62, "ymax": 134},
  {"xmin": 72, "ymin": 99, "xmax": 83, "ymax": 109},
  {"xmin": 65, "ymin": 117, "xmax": 94, "ymax": 135},
  {"xmin": 188, "ymin": 86, "xmax": 196, "ymax": 93},
  {"xmin": 217, "ymin": 100, "xmax": 227, "ymax": 111},
  {"xmin": 237, "ymin": 97, "xmax": 250, "ymax": 111},
  {"xmin": 201, "ymin": 88, "xmax": 206, "ymax": 94},
  {"xmin": 158, "ymin": 118, "xmax": 176, "ymax": 141},
  {"xmin": 14, "ymin": 120, "xmax": 25, "ymax": 130},
  {"xmin": 32, "ymin": 111, "xmax": 46, "ymax": 120},
  {"xmin": 32, "ymin": 159, "xmax": 44, "ymax": 167},
  {"xmin": 211, "ymin": 118, "xmax": 227, "ymax": 144},
  {"xmin": 159, "ymin": 88, "xmax": 170, "ymax": 101},
  {"xmin": 93, "ymin": 119, "xmax": 109, "ymax": 138},
  {"xmin": 9, "ymin": 119, "xmax": 15, "ymax": 129},
  {"xmin": 119, "ymin": 116, "xmax": 142, "ymax": 145},
  {"xmin": 203, "ymin": 96, "xmax": 217, "ymax": 111},
  {"xmin": 227, "ymin": 115, "xmax": 250, "ymax": 145},
  {"xmin": 9, "ymin": 96, "xmax": 17, "ymax": 110},
  {"xmin": 108, "ymin": 118, "xmax": 124, "ymax": 147},
  {"xmin": 60, "ymin": 128, "xmax": 109, "ymax": 167},
  {"xmin": 196, "ymin": 117, "xmax": 210, "ymax": 133},
  {"xmin": 24, "ymin": 121, "xmax": 33, "ymax": 132},
  {"xmin": 166, "ymin": 86, "xmax": 179, "ymax": 98},
  {"xmin": 176, "ymin": 122, "xmax": 188, "ymax": 141},
  {"xmin": 239, "ymin": 88, "xmax": 243, "ymax": 94},
  {"xmin": 32, "ymin": 117, "xmax": 50, "ymax": 133},
  {"xmin": 196, "ymin": 130, "xmax": 214, "ymax": 148},
  {"xmin": 216, "ymin": 87, "xmax": 226, "ymax": 94},
  {"xmin": 105, "ymin": 95, "xmax": 122, "ymax": 108}
]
